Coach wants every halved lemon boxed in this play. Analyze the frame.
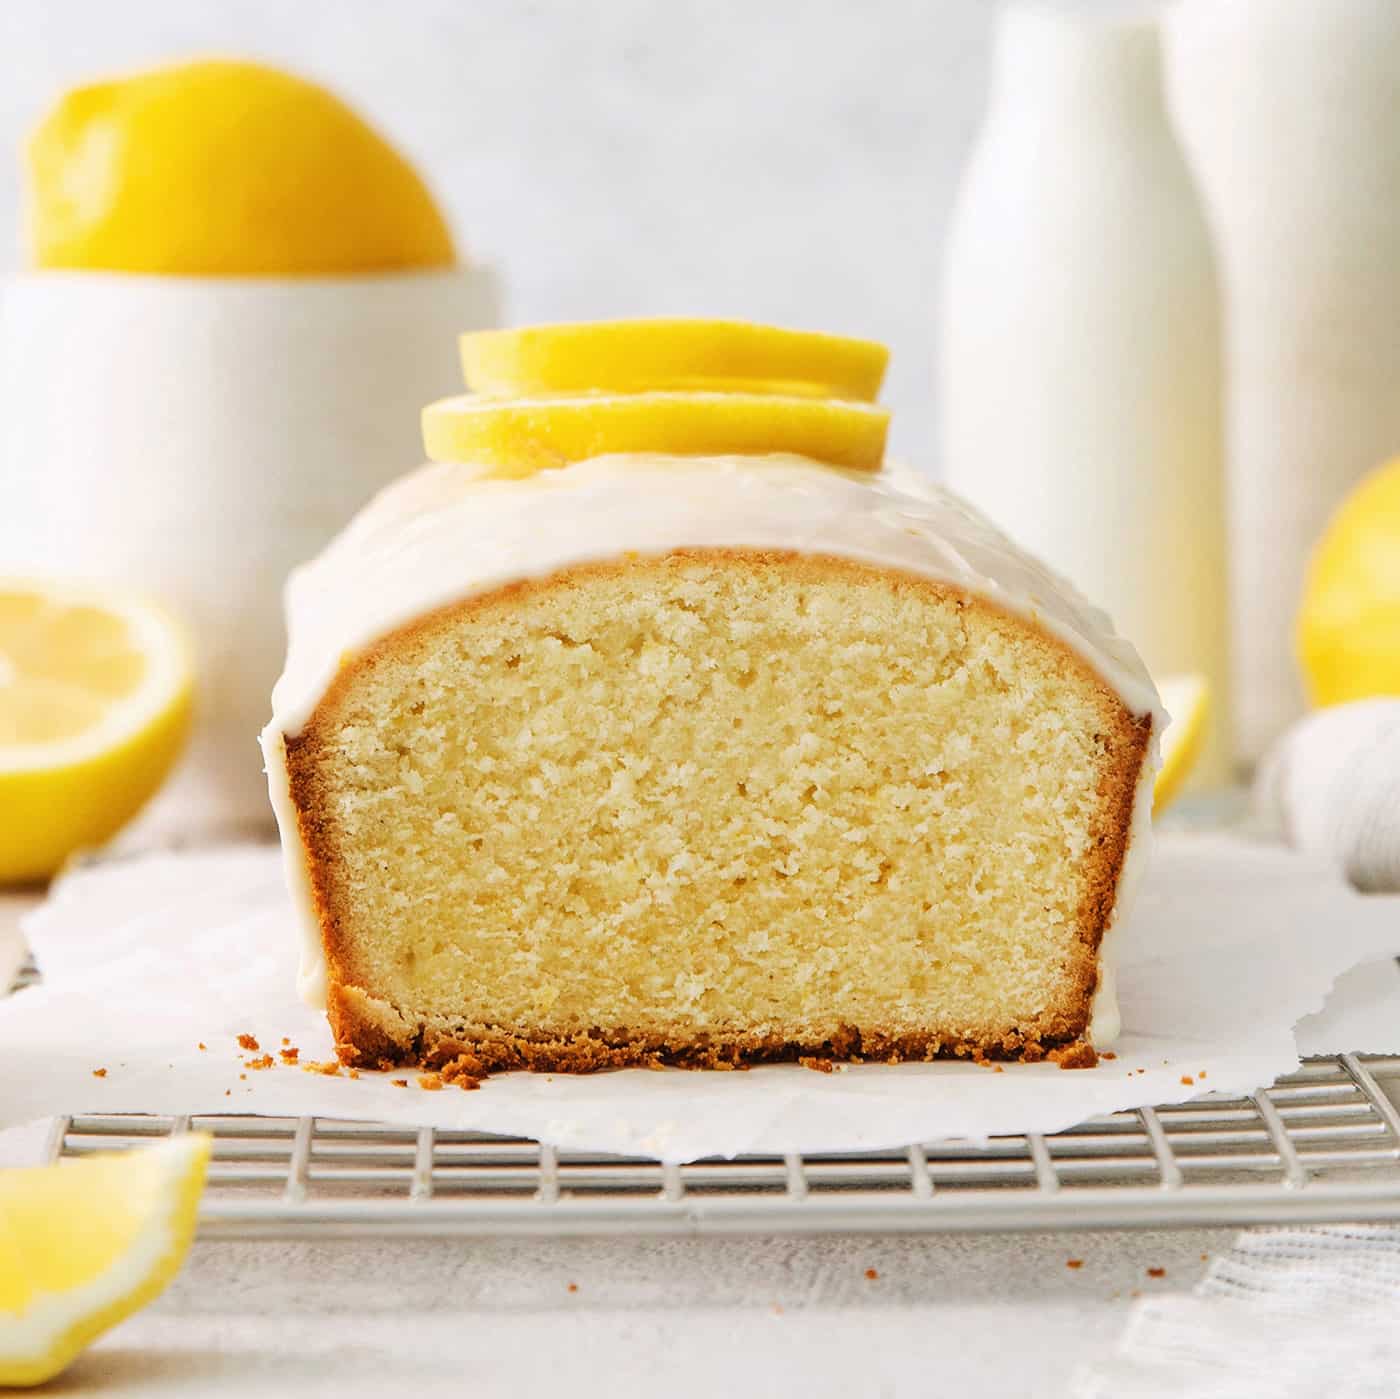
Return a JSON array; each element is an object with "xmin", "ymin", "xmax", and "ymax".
[
  {"xmin": 422, "ymin": 391, "xmax": 891, "ymax": 477},
  {"xmin": 460, "ymin": 320, "xmax": 889, "ymax": 401},
  {"xmin": 0, "ymin": 1133, "xmax": 211, "ymax": 1387},
  {"xmin": 1153, "ymin": 674, "xmax": 1209, "ymax": 815},
  {"xmin": 0, "ymin": 581, "xmax": 193, "ymax": 883}
]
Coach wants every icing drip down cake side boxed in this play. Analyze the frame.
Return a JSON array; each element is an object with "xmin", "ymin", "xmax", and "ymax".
[{"xmin": 261, "ymin": 323, "xmax": 1162, "ymax": 1075}]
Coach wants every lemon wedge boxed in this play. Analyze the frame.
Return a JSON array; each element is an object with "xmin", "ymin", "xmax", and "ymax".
[
  {"xmin": 1154, "ymin": 674, "xmax": 1209, "ymax": 815},
  {"xmin": 0, "ymin": 581, "xmax": 193, "ymax": 883},
  {"xmin": 25, "ymin": 59, "xmax": 454, "ymax": 276},
  {"xmin": 0, "ymin": 1134, "xmax": 210, "ymax": 1387},
  {"xmin": 1298, "ymin": 456, "xmax": 1400, "ymax": 708},
  {"xmin": 460, "ymin": 320, "xmax": 889, "ymax": 402},
  {"xmin": 422, "ymin": 391, "xmax": 891, "ymax": 477}
]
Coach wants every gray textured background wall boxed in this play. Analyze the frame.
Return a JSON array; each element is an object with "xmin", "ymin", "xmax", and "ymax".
[{"xmin": 0, "ymin": 1, "xmax": 1090, "ymax": 463}]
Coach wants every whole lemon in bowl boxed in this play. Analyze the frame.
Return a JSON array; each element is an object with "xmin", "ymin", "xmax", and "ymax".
[
  {"xmin": 24, "ymin": 58, "xmax": 455, "ymax": 276},
  {"xmin": 1298, "ymin": 457, "xmax": 1400, "ymax": 707}
]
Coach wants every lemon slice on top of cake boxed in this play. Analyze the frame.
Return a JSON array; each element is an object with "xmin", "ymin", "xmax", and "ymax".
[
  {"xmin": 459, "ymin": 320, "xmax": 889, "ymax": 400},
  {"xmin": 261, "ymin": 320, "xmax": 1162, "ymax": 1074}
]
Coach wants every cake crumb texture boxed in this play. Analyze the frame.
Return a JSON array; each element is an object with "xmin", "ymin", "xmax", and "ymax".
[{"xmin": 285, "ymin": 551, "xmax": 1149, "ymax": 1071}]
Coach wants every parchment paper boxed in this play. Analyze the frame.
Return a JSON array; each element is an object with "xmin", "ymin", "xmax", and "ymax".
[{"xmin": 2, "ymin": 834, "xmax": 1397, "ymax": 1162}]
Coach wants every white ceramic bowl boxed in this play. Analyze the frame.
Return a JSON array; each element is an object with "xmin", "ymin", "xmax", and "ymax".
[{"xmin": 0, "ymin": 265, "xmax": 501, "ymax": 835}]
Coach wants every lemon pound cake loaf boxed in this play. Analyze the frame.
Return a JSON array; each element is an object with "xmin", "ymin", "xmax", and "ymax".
[{"xmin": 262, "ymin": 321, "xmax": 1162, "ymax": 1074}]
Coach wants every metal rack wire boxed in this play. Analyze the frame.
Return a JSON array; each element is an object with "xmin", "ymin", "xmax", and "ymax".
[{"xmin": 40, "ymin": 1054, "xmax": 1400, "ymax": 1239}]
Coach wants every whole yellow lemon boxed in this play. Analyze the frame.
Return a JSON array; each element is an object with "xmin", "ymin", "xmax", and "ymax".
[
  {"xmin": 1298, "ymin": 457, "xmax": 1400, "ymax": 707},
  {"xmin": 24, "ymin": 58, "xmax": 455, "ymax": 276}
]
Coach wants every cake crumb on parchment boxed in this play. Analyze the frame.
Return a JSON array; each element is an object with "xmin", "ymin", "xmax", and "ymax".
[
  {"xmin": 236, "ymin": 1033, "xmax": 259, "ymax": 1051},
  {"xmin": 799, "ymin": 1056, "xmax": 834, "ymax": 1074},
  {"xmin": 1180, "ymin": 1075, "xmax": 1194, "ymax": 1086},
  {"xmin": 197, "ymin": 1042, "xmax": 207, "ymax": 1052},
  {"xmin": 567, "ymin": 1283, "xmax": 578, "ymax": 1294},
  {"xmin": 1049, "ymin": 1042, "xmax": 1098, "ymax": 1070},
  {"xmin": 303, "ymin": 1059, "xmax": 341, "ymax": 1076},
  {"xmin": 246, "ymin": 1054, "xmax": 275, "ymax": 1071},
  {"xmin": 91, "ymin": 1068, "xmax": 107, "ymax": 1078},
  {"xmin": 280, "ymin": 1047, "xmax": 300, "ymax": 1063},
  {"xmin": 437, "ymin": 1052, "xmax": 485, "ymax": 1091},
  {"xmin": 1147, "ymin": 1267, "xmax": 1166, "ymax": 1279},
  {"xmin": 417, "ymin": 1073, "xmax": 444, "ymax": 1091},
  {"xmin": 391, "ymin": 1078, "xmax": 408, "ymax": 1088},
  {"xmin": 864, "ymin": 1268, "xmax": 879, "ymax": 1281},
  {"xmin": 1065, "ymin": 1259, "xmax": 1084, "ymax": 1270}
]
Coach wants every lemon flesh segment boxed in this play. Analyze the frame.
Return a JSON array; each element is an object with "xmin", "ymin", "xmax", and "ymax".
[
  {"xmin": 0, "ymin": 1134, "xmax": 210, "ymax": 1387},
  {"xmin": 461, "ymin": 320, "xmax": 889, "ymax": 403},
  {"xmin": 422, "ymin": 392, "xmax": 891, "ymax": 476},
  {"xmin": 0, "ymin": 582, "xmax": 193, "ymax": 883},
  {"xmin": 1298, "ymin": 457, "xmax": 1400, "ymax": 708},
  {"xmin": 25, "ymin": 59, "xmax": 454, "ymax": 276},
  {"xmin": 1154, "ymin": 674, "xmax": 1209, "ymax": 816}
]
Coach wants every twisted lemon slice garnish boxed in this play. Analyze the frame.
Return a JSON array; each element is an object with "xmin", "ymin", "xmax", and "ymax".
[
  {"xmin": 460, "ymin": 320, "xmax": 888, "ymax": 401},
  {"xmin": 426, "ymin": 320, "xmax": 891, "ymax": 478}
]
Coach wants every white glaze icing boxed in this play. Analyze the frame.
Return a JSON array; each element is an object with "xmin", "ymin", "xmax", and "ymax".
[{"xmin": 262, "ymin": 453, "xmax": 1163, "ymax": 1044}]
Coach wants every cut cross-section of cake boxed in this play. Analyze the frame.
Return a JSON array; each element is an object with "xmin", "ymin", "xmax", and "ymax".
[{"xmin": 261, "ymin": 321, "xmax": 1162, "ymax": 1074}]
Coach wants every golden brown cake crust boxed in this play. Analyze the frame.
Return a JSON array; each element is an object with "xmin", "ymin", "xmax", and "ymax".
[
  {"xmin": 327, "ymin": 981, "xmax": 1101, "ymax": 1073},
  {"xmin": 284, "ymin": 549, "xmax": 1152, "ymax": 1077}
]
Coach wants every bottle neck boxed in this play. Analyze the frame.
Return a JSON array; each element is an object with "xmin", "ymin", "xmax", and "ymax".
[{"xmin": 990, "ymin": 3, "xmax": 1167, "ymax": 126}]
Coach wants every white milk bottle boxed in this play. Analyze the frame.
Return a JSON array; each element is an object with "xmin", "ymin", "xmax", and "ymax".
[
  {"xmin": 1167, "ymin": 0, "xmax": 1400, "ymax": 763},
  {"xmin": 939, "ymin": 4, "xmax": 1230, "ymax": 785}
]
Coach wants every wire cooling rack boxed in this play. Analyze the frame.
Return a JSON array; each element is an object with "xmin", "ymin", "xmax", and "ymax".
[{"xmin": 37, "ymin": 1054, "xmax": 1400, "ymax": 1239}]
